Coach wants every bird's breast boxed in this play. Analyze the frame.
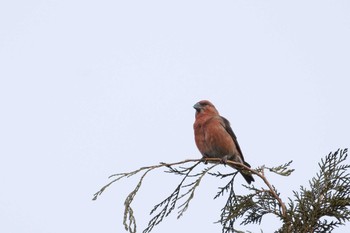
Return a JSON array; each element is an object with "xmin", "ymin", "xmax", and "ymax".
[{"xmin": 194, "ymin": 118, "xmax": 235, "ymax": 158}]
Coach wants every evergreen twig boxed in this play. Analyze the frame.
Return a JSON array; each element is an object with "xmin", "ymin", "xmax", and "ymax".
[{"xmin": 93, "ymin": 148, "xmax": 349, "ymax": 233}]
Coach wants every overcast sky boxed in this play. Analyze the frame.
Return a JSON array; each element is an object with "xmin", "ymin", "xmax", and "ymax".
[{"xmin": 1, "ymin": 1, "xmax": 349, "ymax": 233}]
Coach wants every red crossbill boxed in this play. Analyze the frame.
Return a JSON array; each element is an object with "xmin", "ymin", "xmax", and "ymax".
[{"xmin": 193, "ymin": 100, "xmax": 254, "ymax": 184}]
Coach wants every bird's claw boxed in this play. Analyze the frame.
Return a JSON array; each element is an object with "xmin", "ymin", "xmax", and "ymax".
[{"xmin": 200, "ymin": 157, "xmax": 208, "ymax": 164}]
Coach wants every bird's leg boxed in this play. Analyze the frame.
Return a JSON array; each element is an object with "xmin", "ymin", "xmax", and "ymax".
[{"xmin": 221, "ymin": 155, "xmax": 229, "ymax": 165}]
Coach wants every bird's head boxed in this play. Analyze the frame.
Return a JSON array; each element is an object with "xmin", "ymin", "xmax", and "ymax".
[{"xmin": 193, "ymin": 100, "xmax": 219, "ymax": 117}]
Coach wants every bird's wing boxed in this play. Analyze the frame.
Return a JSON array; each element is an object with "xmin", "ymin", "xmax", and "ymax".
[{"xmin": 220, "ymin": 116, "xmax": 247, "ymax": 163}]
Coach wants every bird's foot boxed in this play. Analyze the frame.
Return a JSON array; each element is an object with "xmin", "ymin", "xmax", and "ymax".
[{"xmin": 200, "ymin": 157, "xmax": 208, "ymax": 165}]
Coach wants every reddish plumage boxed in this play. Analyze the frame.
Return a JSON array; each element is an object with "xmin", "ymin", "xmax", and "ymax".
[{"xmin": 193, "ymin": 100, "xmax": 254, "ymax": 184}]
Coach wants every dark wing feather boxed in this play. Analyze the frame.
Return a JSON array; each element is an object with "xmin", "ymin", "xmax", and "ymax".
[{"xmin": 221, "ymin": 116, "xmax": 250, "ymax": 166}]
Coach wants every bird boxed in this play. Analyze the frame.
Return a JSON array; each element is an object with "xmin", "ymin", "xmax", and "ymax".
[{"xmin": 193, "ymin": 100, "xmax": 254, "ymax": 184}]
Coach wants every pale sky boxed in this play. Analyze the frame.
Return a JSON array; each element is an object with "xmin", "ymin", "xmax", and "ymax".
[{"xmin": 0, "ymin": 1, "xmax": 349, "ymax": 233}]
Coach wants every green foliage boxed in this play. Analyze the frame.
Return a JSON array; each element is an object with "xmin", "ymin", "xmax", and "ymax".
[
  {"xmin": 143, "ymin": 162, "xmax": 217, "ymax": 233},
  {"xmin": 213, "ymin": 163, "xmax": 289, "ymax": 232},
  {"xmin": 279, "ymin": 148, "xmax": 350, "ymax": 232},
  {"xmin": 267, "ymin": 160, "xmax": 295, "ymax": 176},
  {"xmin": 93, "ymin": 149, "xmax": 350, "ymax": 233}
]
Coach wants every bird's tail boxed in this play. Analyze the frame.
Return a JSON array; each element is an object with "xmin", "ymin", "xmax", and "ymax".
[
  {"xmin": 240, "ymin": 171, "xmax": 255, "ymax": 184},
  {"xmin": 229, "ymin": 161, "xmax": 255, "ymax": 184}
]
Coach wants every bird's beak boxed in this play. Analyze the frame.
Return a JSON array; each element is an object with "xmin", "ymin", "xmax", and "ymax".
[{"xmin": 193, "ymin": 102, "xmax": 202, "ymax": 111}]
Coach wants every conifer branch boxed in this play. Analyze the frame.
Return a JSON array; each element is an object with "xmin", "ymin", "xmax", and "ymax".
[{"xmin": 93, "ymin": 148, "xmax": 349, "ymax": 233}]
